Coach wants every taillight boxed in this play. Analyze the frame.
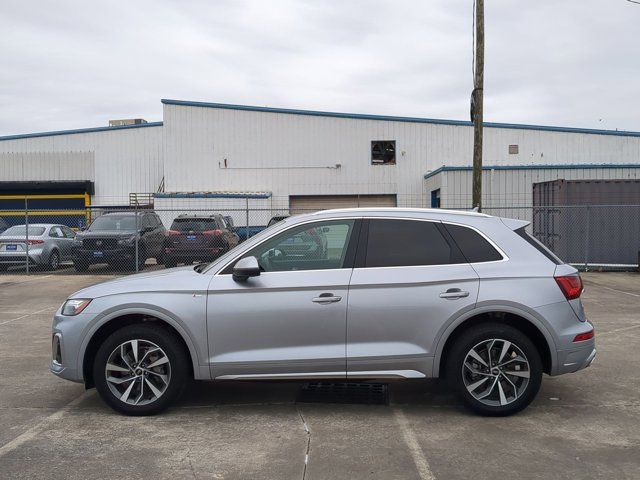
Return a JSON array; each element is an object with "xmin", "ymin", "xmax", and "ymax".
[
  {"xmin": 573, "ymin": 330, "xmax": 594, "ymax": 342},
  {"xmin": 167, "ymin": 230, "xmax": 181, "ymax": 236},
  {"xmin": 203, "ymin": 229, "xmax": 222, "ymax": 236},
  {"xmin": 27, "ymin": 239, "xmax": 44, "ymax": 245},
  {"xmin": 555, "ymin": 274, "xmax": 583, "ymax": 300}
]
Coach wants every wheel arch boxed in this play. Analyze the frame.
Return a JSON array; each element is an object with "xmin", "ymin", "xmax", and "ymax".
[
  {"xmin": 433, "ymin": 305, "xmax": 557, "ymax": 378},
  {"xmin": 80, "ymin": 307, "xmax": 204, "ymax": 388}
]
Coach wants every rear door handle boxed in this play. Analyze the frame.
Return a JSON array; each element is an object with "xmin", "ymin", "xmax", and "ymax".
[
  {"xmin": 312, "ymin": 293, "xmax": 342, "ymax": 304},
  {"xmin": 439, "ymin": 288, "xmax": 470, "ymax": 299}
]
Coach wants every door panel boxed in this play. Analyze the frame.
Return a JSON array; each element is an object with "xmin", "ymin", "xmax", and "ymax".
[
  {"xmin": 347, "ymin": 265, "xmax": 479, "ymax": 377},
  {"xmin": 206, "ymin": 218, "xmax": 360, "ymax": 379},
  {"xmin": 207, "ymin": 270, "xmax": 351, "ymax": 379}
]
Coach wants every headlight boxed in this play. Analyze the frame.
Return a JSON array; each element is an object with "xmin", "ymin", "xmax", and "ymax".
[
  {"xmin": 72, "ymin": 238, "xmax": 83, "ymax": 246},
  {"xmin": 61, "ymin": 299, "xmax": 92, "ymax": 316}
]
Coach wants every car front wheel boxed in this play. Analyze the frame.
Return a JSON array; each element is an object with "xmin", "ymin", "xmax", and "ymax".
[
  {"xmin": 447, "ymin": 323, "xmax": 542, "ymax": 416},
  {"xmin": 93, "ymin": 324, "xmax": 188, "ymax": 416}
]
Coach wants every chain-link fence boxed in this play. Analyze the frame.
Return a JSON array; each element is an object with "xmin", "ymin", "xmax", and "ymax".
[{"xmin": 1, "ymin": 203, "xmax": 638, "ymax": 274}]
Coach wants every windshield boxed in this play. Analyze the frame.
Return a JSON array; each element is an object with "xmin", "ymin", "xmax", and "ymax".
[
  {"xmin": 89, "ymin": 215, "xmax": 138, "ymax": 232},
  {"xmin": 1, "ymin": 226, "xmax": 46, "ymax": 236},
  {"xmin": 171, "ymin": 218, "xmax": 218, "ymax": 232}
]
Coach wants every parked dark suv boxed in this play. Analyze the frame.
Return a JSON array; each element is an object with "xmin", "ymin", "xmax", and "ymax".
[
  {"xmin": 164, "ymin": 214, "xmax": 239, "ymax": 267},
  {"xmin": 73, "ymin": 211, "xmax": 166, "ymax": 271}
]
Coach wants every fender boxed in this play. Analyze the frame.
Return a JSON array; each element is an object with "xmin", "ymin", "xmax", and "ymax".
[
  {"xmin": 431, "ymin": 301, "xmax": 558, "ymax": 377},
  {"xmin": 76, "ymin": 303, "xmax": 210, "ymax": 381}
]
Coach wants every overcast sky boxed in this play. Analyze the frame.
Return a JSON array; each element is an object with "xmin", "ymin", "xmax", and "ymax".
[{"xmin": 1, "ymin": 0, "xmax": 638, "ymax": 136}]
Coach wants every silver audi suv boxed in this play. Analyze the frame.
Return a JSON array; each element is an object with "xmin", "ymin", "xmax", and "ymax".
[{"xmin": 50, "ymin": 208, "xmax": 595, "ymax": 416}]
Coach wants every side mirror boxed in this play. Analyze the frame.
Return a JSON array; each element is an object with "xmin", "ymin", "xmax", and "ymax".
[
  {"xmin": 232, "ymin": 256, "xmax": 260, "ymax": 282},
  {"xmin": 142, "ymin": 226, "xmax": 153, "ymax": 233}
]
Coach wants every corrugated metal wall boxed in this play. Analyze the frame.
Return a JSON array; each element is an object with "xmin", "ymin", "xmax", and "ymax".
[
  {"xmin": 0, "ymin": 125, "xmax": 163, "ymax": 205},
  {"xmin": 0, "ymin": 151, "xmax": 94, "ymax": 181},
  {"xmin": 163, "ymin": 103, "xmax": 640, "ymax": 209},
  {"xmin": 436, "ymin": 167, "xmax": 640, "ymax": 209}
]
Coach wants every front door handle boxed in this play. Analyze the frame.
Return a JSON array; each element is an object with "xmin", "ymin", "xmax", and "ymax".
[
  {"xmin": 439, "ymin": 288, "xmax": 470, "ymax": 299},
  {"xmin": 312, "ymin": 293, "xmax": 342, "ymax": 304}
]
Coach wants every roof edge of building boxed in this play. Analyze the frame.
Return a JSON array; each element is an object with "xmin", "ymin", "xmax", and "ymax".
[
  {"xmin": 161, "ymin": 99, "xmax": 640, "ymax": 138},
  {"xmin": 424, "ymin": 163, "xmax": 640, "ymax": 179},
  {"xmin": 0, "ymin": 121, "xmax": 163, "ymax": 142}
]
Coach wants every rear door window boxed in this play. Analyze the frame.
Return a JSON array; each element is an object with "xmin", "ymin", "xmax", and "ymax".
[
  {"xmin": 443, "ymin": 224, "xmax": 503, "ymax": 263},
  {"xmin": 364, "ymin": 219, "xmax": 462, "ymax": 267}
]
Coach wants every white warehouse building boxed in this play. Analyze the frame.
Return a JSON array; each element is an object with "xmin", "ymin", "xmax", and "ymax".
[{"xmin": 1, "ymin": 98, "xmax": 639, "ymax": 216}]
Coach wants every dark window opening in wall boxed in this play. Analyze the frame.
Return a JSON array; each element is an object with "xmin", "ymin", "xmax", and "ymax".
[
  {"xmin": 509, "ymin": 144, "xmax": 519, "ymax": 154},
  {"xmin": 431, "ymin": 189, "xmax": 441, "ymax": 208},
  {"xmin": 371, "ymin": 141, "xmax": 396, "ymax": 165}
]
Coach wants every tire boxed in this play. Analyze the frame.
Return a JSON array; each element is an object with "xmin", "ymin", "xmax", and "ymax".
[
  {"xmin": 48, "ymin": 250, "xmax": 60, "ymax": 271},
  {"xmin": 73, "ymin": 260, "xmax": 89, "ymax": 272},
  {"xmin": 446, "ymin": 322, "xmax": 542, "ymax": 416},
  {"xmin": 93, "ymin": 324, "xmax": 189, "ymax": 416}
]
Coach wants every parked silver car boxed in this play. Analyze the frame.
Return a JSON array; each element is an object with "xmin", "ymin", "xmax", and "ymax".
[
  {"xmin": 50, "ymin": 208, "xmax": 595, "ymax": 416},
  {"xmin": 0, "ymin": 224, "xmax": 76, "ymax": 270}
]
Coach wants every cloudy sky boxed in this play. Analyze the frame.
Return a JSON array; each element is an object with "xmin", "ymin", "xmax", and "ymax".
[{"xmin": 1, "ymin": 0, "xmax": 638, "ymax": 136}]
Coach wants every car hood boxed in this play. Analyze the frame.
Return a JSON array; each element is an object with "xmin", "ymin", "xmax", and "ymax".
[{"xmin": 69, "ymin": 266, "xmax": 210, "ymax": 299}]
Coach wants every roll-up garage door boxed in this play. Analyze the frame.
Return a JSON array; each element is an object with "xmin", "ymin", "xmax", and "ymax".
[{"xmin": 289, "ymin": 194, "xmax": 397, "ymax": 214}]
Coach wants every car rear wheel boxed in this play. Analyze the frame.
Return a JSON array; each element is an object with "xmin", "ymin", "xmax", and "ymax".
[
  {"xmin": 48, "ymin": 250, "xmax": 60, "ymax": 270},
  {"xmin": 447, "ymin": 323, "xmax": 542, "ymax": 416},
  {"xmin": 93, "ymin": 324, "xmax": 188, "ymax": 416}
]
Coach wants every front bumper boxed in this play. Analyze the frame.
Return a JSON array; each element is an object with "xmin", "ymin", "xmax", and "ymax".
[
  {"xmin": 50, "ymin": 311, "xmax": 91, "ymax": 383},
  {"xmin": 75, "ymin": 247, "xmax": 135, "ymax": 264}
]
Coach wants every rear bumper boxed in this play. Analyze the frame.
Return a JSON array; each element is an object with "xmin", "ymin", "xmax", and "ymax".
[
  {"xmin": 553, "ymin": 344, "xmax": 596, "ymax": 375},
  {"xmin": 0, "ymin": 250, "xmax": 44, "ymax": 265},
  {"xmin": 164, "ymin": 247, "xmax": 225, "ymax": 260}
]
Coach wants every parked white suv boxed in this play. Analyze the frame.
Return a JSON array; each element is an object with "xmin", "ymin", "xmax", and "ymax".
[{"xmin": 51, "ymin": 208, "xmax": 595, "ymax": 416}]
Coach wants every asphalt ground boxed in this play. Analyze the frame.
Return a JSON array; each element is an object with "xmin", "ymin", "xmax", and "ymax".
[{"xmin": 0, "ymin": 272, "xmax": 638, "ymax": 479}]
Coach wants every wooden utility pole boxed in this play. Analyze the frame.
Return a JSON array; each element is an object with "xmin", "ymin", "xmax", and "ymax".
[{"xmin": 472, "ymin": 0, "xmax": 484, "ymax": 210}]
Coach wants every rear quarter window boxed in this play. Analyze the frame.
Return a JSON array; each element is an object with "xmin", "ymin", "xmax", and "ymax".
[
  {"xmin": 515, "ymin": 227, "xmax": 562, "ymax": 265},
  {"xmin": 443, "ymin": 224, "xmax": 503, "ymax": 263}
]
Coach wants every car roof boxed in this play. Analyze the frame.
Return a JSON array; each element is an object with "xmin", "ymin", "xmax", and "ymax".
[
  {"xmin": 4, "ymin": 223, "xmax": 60, "ymax": 228},
  {"xmin": 174, "ymin": 215, "xmax": 218, "ymax": 219},
  {"xmin": 311, "ymin": 207, "xmax": 489, "ymax": 217}
]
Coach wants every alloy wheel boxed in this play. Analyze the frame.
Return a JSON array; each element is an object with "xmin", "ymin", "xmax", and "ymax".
[
  {"xmin": 462, "ymin": 338, "xmax": 530, "ymax": 407},
  {"xmin": 105, "ymin": 339, "xmax": 171, "ymax": 405}
]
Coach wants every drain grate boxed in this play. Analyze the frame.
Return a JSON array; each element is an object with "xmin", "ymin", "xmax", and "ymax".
[{"xmin": 297, "ymin": 382, "xmax": 389, "ymax": 405}]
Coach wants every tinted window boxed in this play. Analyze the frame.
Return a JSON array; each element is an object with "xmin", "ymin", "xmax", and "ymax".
[
  {"xmin": 444, "ymin": 224, "xmax": 503, "ymax": 263},
  {"xmin": 1, "ymin": 226, "xmax": 46, "ymax": 236},
  {"xmin": 515, "ymin": 227, "xmax": 562, "ymax": 265},
  {"xmin": 365, "ymin": 219, "xmax": 457, "ymax": 267},
  {"xmin": 242, "ymin": 220, "xmax": 355, "ymax": 272},
  {"xmin": 171, "ymin": 218, "xmax": 219, "ymax": 232}
]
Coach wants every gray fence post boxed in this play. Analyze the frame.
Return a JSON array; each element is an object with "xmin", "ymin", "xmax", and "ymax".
[
  {"xmin": 584, "ymin": 205, "xmax": 590, "ymax": 272},
  {"xmin": 24, "ymin": 198, "xmax": 29, "ymax": 275},
  {"xmin": 134, "ymin": 202, "xmax": 139, "ymax": 273},
  {"xmin": 245, "ymin": 198, "xmax": 249, "ymax": 241}
]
